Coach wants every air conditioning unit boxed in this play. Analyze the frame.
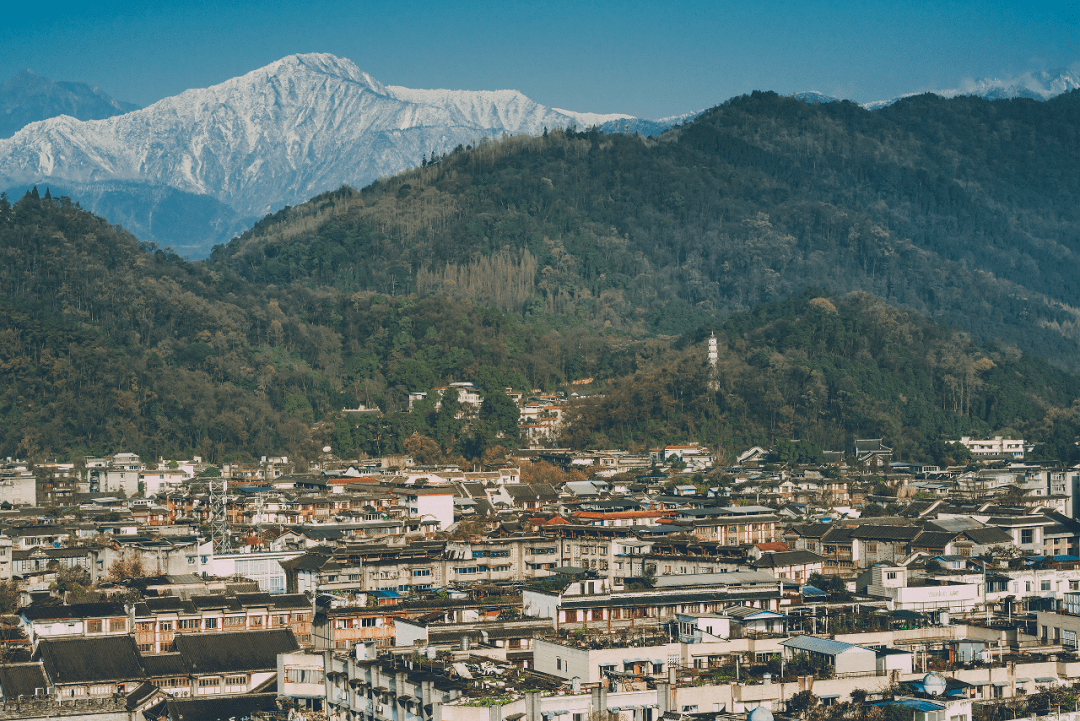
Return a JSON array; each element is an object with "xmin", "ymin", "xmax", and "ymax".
[{"xmin": 375, "ymin": 704, "xmax": 385, "ymax": 713}]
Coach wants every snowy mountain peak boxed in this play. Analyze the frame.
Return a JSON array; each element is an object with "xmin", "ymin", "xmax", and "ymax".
[
  {"xmin": 254, "ymin": 53, "xmax": 389, "ymax": 95},
  {"xmin": 0, "ymin": 53, "xmax": 641, "ymax": 243},
  {"xmin": 864, "ymin": 65, "xmax": 1080, "ymax": 109}
]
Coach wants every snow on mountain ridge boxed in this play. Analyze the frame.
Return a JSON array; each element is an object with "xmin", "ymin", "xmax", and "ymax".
[
  {"xmin": 863, "ymin": 65, "xmax": 1080, "ymax": 109},
  {"xmin": 0, "ymin": 53, "xmax": 632, "ymax": 217}
]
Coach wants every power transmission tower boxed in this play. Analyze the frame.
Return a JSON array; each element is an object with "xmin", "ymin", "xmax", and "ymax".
[{"xmin": 208, "ymin": 477, "xmax": 232, "ymax": 554}]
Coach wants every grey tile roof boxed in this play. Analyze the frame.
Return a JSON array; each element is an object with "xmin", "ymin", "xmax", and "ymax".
[
  {"xmin": 35, "ymin": 636, "xmax": 145, "ymax": 684},
  {"xmin": 0, "ymin": 663, "xmax": 48, "ymax": 700},
  {"xmin": 752, "ymin": 550, "xmax": 825, "ymax": 568},
  {"xmin": 152, "ymin": 693, "xmax": 279, "ymax": 721},
  {"xmin": 849, "ymin": 525, "xmax": 921, "ymax": 541},
  {"xmin": 911, "ymin": 531, "xmax": 959, "ymax": 548},
  {"xmin": 21, "ymin": 602, "xmax": 127, "ymax": 621},
  {"xmin": 174, "ymin": 630, "xmax": 299, "ymax": 674},
  {"xmin": 142, "ymin": 654, "xmax": 188, "ymax": 678}
]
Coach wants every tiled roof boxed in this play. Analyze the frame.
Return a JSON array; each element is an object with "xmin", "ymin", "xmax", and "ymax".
[
  {"xmin": 21, "ymin": 602, "xmax": 127, "ymax": 621},
  {"xmin": 753, "ymin": 550, "xmax": 825, "ymax": 568},
  {"xmin": 0, "ymin": 663, "xmax": 48, "ymax": 700},
  {"xmin": 849, "ymin": 525, "xmax": 921, "ymax": 540},
  {"xmin": 150, "ymin": 693, "xmax": 279, "ymax": 721},
  {"xmin": 35, "ymin": 636, "xmax": 145, "ymax": 684},
  {"xmin": 142, "ymin": 653, "xmax": 188, "ymax": 678},
  {"xmin": 174, "ymin": 630, "xmax": 299, "ymax": 674}
]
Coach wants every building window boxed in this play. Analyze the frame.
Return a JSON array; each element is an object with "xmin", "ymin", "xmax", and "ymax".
[
  {"xmin": 1022, "ymin": 529, "xmax": 1034, "ymax": 544},
  {"xmin": 205, "ymin": 618, "xmax": 218, "ymax": 629},
  {"xmin": 179, "ymin": 619, "xmax": 198, "ymax": 630},
  {"xmin": 87, "ymin": 620, "xmax": 102, "ymax": 633},
  {"xmin": 1042, "ymin": 581, "xmax": 1052, "ymax": 591},
  {"xmin": 198, "ymin": 678, "xmax": 221, "ymax": 694},
  {"xmin": 361, "ymin": 617, "xmax": 376, "ymax": 627},
  {"xmin": 556, "ymin": 657, "xmax": 562, "ymax": 671}
]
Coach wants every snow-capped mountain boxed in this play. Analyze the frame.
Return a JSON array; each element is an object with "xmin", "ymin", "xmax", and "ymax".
[
  {"xmin": 789, "ymin": 91, "xmax": 841, "ymax": 104},
  {"xmin": 0, "ymin": 53, "xmax": 633, "ymax": 220},
  {"xmin": 863, "ymin": 66, "xmax": 1080, "ymax": 110},
  {"xmin": 0, "ymin": 70, "xmax": 140, "ymax": 139}
]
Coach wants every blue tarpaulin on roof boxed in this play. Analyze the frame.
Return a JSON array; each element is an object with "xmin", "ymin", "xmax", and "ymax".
[
  {"xmin": 371, "ymin": 590, "xmax": 402, "ymax": 598},
  {"xmin": 800, "ymin": 585, "xmax": 828, "ymax": 597},
  {"xmin": 871, "ymin": 700, "xmax": 944, "ymax": 712}
]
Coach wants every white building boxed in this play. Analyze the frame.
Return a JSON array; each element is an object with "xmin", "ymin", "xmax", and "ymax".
[
  {"xmin": 392, "ymin": 487, "xmax": 455, "ymax": 531},
  {"xmin": 210, "ymin": 550, "xmax": 303, "ymax": 594},
  {"xmin": 0, "ymin": 468, "xmax": 36, "ymax": 505},
  {"xmin": 956, "ymin": 436, "xmax": 1025, "ymax": 459}
]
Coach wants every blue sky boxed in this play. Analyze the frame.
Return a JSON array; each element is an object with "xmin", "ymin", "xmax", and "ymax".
[{"xmin": 2, "ymin": 0, "xmax": 1077, "ymax": 118}]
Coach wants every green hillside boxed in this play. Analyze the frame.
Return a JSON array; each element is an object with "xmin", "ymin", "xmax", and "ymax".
[
  {"xmin": 4, "ymin": 86, "xmax": 1080, "ymax": 465},
  {"xmin": 212, "ymin": 90, "xmax": 1080, "ymax": 367}
]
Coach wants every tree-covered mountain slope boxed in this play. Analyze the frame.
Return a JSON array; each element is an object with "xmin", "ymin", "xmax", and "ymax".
[
  {"xmin": 5, "ymin": 99, "xmax": 1080, "ymax": 465},
  {"xmin": 211, "ymin": 89, "xmax": 1080, "ymax": 369},
  {"xmin": 560, "ymin": 291, "xmax": 1080, "ymax": 463}
]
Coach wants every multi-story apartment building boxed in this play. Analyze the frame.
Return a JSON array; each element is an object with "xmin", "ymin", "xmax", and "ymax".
[
  {"xmin": 20, "ymin": 601, "xmax": 130, "ymax": 646},
  {"xmin": 282, "ymin": 537, "xmax": 555, "ymax": 598},
  {"xmin": 323, "ymin": 645, "xmax": 466, "ymax": 721},
  {"xmin": 132, "ymin": 593, "xmax": 313, "ymax": 653},
  {"xmin": 35, "ymin": 630, "xmax": 298, "ymax": 699},
  {"xmin": 523, "ymin": 573, "xmax": 782, "ymax": 632},
  {"xmin": 956, "ymin": 436, "xmax": 1026, "ymax": 459}
]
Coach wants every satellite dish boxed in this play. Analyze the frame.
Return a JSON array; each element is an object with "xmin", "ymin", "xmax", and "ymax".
[{"xmin": 923, "ymin": 672, "xmax": 947, "ymax": 696}]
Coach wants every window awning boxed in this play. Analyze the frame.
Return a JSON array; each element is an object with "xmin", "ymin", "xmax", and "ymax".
[{"xmin": 1015, "ymin": 678, "xmax": 1032, "ymax": 683}]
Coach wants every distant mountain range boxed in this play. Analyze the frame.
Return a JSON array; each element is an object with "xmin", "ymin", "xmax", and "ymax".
[
  {"xmin": 1, "ymin": 56, "xmax": 1077, "ymax": 256},
  {"xmin": 788, "ymin": 67, "xmax": 1080, "ymax": 109},
  {"xmin": 0, "ymin": 69, "xmax": 139, "ymax": 139},
  {"xmin": 0, "ymin": 54, "xmax": 675, "ymax": 256},
  {"xmin": 867, "ymin": 66, "xmax": 1080, "ymax": 108}
]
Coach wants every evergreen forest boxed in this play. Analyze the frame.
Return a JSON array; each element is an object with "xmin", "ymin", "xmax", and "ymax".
[{"xmin": 3, "ymin": 90, "xmax": 1080, "ymax": 466}]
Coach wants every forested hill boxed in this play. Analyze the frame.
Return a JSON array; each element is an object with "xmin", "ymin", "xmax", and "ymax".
[
  {"xmin": 4, "ymin": 106, "xmax": 1080, "ymax": 465},
  {"xmin": 211, "ymin": 89, "xmax": 1080, "ymax": 369}
]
